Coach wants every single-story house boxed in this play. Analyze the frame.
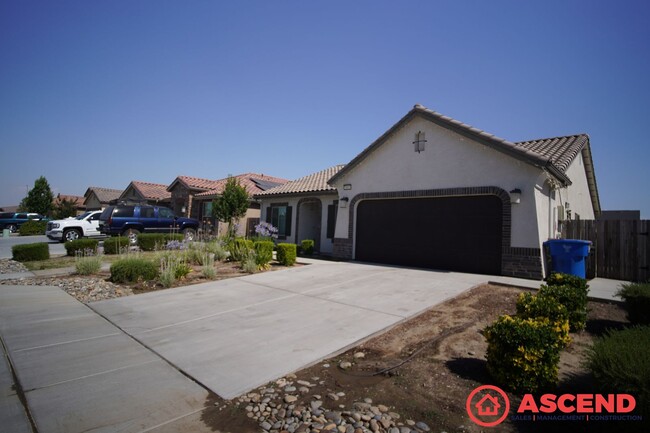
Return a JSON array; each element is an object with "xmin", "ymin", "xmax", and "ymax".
[
  {"xmin": 254, "ymin": 165, "xmax": 345, "ymax": 254},
  {"xmin": 119, "ymin": 181, "xmax": 172, "ymax": 206},
  {"xmin": 260, "ymin": 104, "xmax": 600, "ymax": 280},
  {"xmin": 53, "ymin": 194, "xmax": 86, "ymax": 215},
  {"xmin": 83, "ymin": 187, "xmax": 123, "ymax": 210},
  {"xmin": 167, "ymin": 173, "xmax": 288, "ymax": 236}
]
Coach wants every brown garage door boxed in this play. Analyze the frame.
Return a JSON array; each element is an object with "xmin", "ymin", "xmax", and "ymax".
[{"xmin": 355, "ymin": 195, "xmax": 502, "ymax": 275}]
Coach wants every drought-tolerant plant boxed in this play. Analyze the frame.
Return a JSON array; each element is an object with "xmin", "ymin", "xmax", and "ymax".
[
  {"xmin": 485, "ymin": 315, "xmax": 562, "ymax": 393},
  {"xmin": 205, "ymin": 240, "xmax": 228, "ymax": 262},
  {"xmin": 516, "ymin": 292, "xmax": 571, "ymax": 346},
  {"xmin": 616, "ymin": 282, "xmax": 650, "ymax": 325},
  {"xmin": 64, "ymin": 239, "xmax": 99, "ymax": 256},
  {"xmin": 276, "ymin": 243, "xmax": 297, "ymax": 266},
  {"xmin": 137, "ymin": 233, "xmax": 184, "ymax": 251},
  {"xmin": 18, "ymin": 220, "xmax": 47, "ymax": 236},
  {"xmin": 241, "ymin": 252, "xmax": 258, "ymax": 274},
  {"xmin": 588, "ymin": 325, "xmax": 650, "ymax": 416},
  {"xmin": 12, "ymin": 243, "xmax": 49, "ymax": 262},
  {"xmin": 201, "ymin": 253, "xmax": 217, "ymax": 279},
  {"xmin": 301, "ymin": 239, "xmax": 315, "ymax": 255},
  {"xmin": 103, "ymin": 236, "xmax": 131, "ymax": 255},
  {"xmin": 75, "ymin": 249, "xmax": 102, "ymax": 275},
  {"xmin": 159, "ymin": 255, "xmax": 192, "ymax": 288},
  {"xmin": 229, "ymin": 238, "xmax": 254, "ymax": 262},
  {"xmin": 254, "ymin": 241, "xmax": 274, "ymax": 269},
  {"xmin": 110, "ymin": 257, "xmax": 158, "ymax": 283},
  {"xmin": 538, "ymin": 283, "xmax": 589, "ymax": 332}
]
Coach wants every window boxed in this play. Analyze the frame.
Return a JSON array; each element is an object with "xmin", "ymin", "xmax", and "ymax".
[
  {"xmin": 327, "ymin": 200, "xmax": 338, "ymax": 239},
  {"xmin": 113, "ymin": 206, "xmax": 134, "ymax": 218},
  {"xmin": 267, "ymin": 204, "xmax": 292, "ymax": 237},
  {"xmin": 140, "ymin": 207, "xmax": 155, "ymax": 218},
  {"xmin": 413, "ymin": 131, "xmax": 426, "ymax": 153},
  {"xmin": 158, "ymin": 207, "xmax": 175, "ymax": 219},
  {"xmin": 203, "ymin": 202, "xmax": 213, "ymax": 218}
]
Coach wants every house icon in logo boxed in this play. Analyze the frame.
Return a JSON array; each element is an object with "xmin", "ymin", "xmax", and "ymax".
[{"xmin": 476, "ymin": 393, "xmax": 501, "ymax": 416}]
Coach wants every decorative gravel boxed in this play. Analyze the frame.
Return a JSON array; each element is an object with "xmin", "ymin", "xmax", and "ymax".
[
  {"xmin": 0, "ymin": 275, "xmax": 133, "ymax": 303},
  {"xmin": 0, "ymin": 259, "xmax": 29, "ymax": 274}
]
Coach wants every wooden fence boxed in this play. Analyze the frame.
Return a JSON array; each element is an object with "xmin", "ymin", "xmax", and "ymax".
[{"xmin": 562, "ymin": 219, "xmax": 649, "ymax": 282}]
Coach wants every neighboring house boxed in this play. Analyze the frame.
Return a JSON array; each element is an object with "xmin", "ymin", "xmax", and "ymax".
[
  {"xmin": 167, "ymin": 173, "xmax": 288, "ymax": 236},
  {"xmin": 326, "ymin": 104, "xmax": 600, "ymax": 279},
  {"xmin": 119, "ymin": 181, "xmax": 172, "ymax": 206},
  {"xmin": 83, "ymin": 187, "xmax": 123, "ymax": 210},
  {"xmin": 597, "ymin": 210, "xmax": 640, "ymax": 221},
  {"xmin": 0, "ymin": 206, "xmax": 18, "ymax": 213},
  {"xmin": 54, "ymin": 194, "xmax": 86, "ymax": 215},
  {"xmin": 256, "ymin": 165, "xmax": 345, "ymax": 254}
]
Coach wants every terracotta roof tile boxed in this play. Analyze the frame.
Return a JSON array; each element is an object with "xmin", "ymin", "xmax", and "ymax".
[
  {"xmin": 255, "ymin": 165, "xmax": 345, "ymax": 197},
  {"xmin": 130, "ymin": 181, "xmax": 172, "ymax": 200},
  {"xmin": 190, "ymin": 173, "xmax": 290, "ymax": 198},
  {"xmin": 514, "ymin": 134, "xmax": 589, "ymax": 173},
  {"xmin": 84, "ymin": 187, "xmax": 123, "ymax": 203},
  {"xmin": 55, "ymin": 194, "xmax": 85, "ymax": 206}
]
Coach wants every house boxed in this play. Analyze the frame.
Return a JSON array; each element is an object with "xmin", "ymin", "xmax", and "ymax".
[
  {"xmin": 255, "ymin": 165, "xmax": 345, "ymax": 254},
  {"xmin": 53, "ymin": 194, "xmax": 86, "ymax": 215},
  {"xmin": 119, "ymin": 181, "xmax": 172, "ymax": 206},
  {"xmin": 167, "ymin": 173, "xmax": 288, "ymax": 236},
  {"xmin": 476, "ymin": 394, "xmax": 501, "ymax": 416},
  {"xmin": 83, "ymin": 187, "xmax": 123, "ymax": 210},
  {"xmin": 327, "ymin": 104, "xmax": 600, "ymax": 279}
]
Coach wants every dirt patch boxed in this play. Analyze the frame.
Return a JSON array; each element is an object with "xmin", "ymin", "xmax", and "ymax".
[{"xmin": 201, "ymin": 284, "xmax": 637, "ymax": 433}]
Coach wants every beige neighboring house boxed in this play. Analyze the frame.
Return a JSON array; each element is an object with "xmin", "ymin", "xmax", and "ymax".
[
  {"xmin": 83, "ymin": 187, "xmax": 123, "ymax": 210},
  {"xmin": 167, "ymin": 173, "xmax": 288, "ymax": 236},
  {"xmin": 119, "ymin": 181, "xmax": 172, "ymax": 206},
  {"xmin": 255, "ymin": 165, "xmax": 345, "ymax": 254},
  {"xmin": 54, "ymin": 194, "xmax": 86, "ymax": 215}
]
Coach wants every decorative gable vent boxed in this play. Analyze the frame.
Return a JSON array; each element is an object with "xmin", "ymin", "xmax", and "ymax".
[{"xmin": 413, "ymin": 131, "xmax": 426, "ymax": 153}]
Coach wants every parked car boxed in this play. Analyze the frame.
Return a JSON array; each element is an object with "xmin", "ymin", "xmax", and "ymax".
[
  {"xmin": 0, "ymin": 212, "xmax": 48, "ymax": 233},
  {"xmin": 98, "ymin": 204, "xmax": 199, "ymax": 244},
  {"xmin": 46, "ymin": 210, "xmax": 105, "ymax": 242}
]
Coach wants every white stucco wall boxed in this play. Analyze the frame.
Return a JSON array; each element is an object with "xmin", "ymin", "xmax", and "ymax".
[
  {"xmin": 331, "ymin": 117, "xmax": 544, "ymax": 251},
  {"xmin": 259, "ymin": 194, "xmax": 339, "ymax": 254},
  {"xmin": 559, "ymin": 152, "xmax": 596, "ymax": 220}
]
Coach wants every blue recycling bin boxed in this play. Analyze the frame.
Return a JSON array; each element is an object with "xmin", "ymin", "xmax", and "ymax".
[{"xmin": 544, "ymin": 239, "xmax": 591, "ymax": 279}]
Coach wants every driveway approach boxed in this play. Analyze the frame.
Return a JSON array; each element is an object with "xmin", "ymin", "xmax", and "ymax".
[{"xmin": 92, "ymin": 260, "xmax": 491, "ymax": 399}]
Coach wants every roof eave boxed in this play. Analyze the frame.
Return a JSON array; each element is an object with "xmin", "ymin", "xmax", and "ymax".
[{"xmin": 254, "ymin": 189, "xmax": 338, "ymax": 200}]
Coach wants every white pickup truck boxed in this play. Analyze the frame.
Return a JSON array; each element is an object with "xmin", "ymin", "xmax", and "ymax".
[{"xmin": 46, "ymin": 210, "xmax": 106, "ymax": 242}]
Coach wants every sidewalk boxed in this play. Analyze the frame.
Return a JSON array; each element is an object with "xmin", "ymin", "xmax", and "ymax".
[
  {"xmin": 489, "ymin": 275, "xmax": 626, "ymax": 302},
  {"xmin": 0, "ymin": 284, "xmax": 214, "ymax": 433}
]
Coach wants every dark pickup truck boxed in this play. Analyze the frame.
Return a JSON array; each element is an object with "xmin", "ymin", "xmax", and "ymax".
[{"xmin": 0, "ymin": 212, "xmax": 48, "ymax": 233}]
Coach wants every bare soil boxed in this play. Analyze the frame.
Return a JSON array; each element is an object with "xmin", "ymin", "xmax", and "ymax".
[{"xmin": 199, "ymin": 284, "xmax": 637, "ymax": 433}]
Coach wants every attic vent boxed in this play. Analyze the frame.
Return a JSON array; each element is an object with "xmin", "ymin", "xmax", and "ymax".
[{"xmin": 413, "ymin": 131, "xmax": 426, "ymax": 153}]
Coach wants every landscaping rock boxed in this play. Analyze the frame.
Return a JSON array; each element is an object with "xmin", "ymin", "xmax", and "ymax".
[{"xmin": 0, "ymin": 275, "xmax": 132, "ymax": 303}]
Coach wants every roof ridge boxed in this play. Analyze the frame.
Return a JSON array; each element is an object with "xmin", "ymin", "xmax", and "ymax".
[{"xmin": 515, "ymin": 133, "xmax": 589, "ymax": 144}]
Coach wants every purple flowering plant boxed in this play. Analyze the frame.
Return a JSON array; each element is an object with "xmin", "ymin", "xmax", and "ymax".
[{"xmin": 254, "ymin": 221, "xmax": 279, "ymax": 240}]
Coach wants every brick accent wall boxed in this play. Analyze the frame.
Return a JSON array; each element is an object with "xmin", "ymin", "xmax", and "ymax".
[{"xmin": 334, "ymin": 186, "xmax": 543, "ymax": 279}]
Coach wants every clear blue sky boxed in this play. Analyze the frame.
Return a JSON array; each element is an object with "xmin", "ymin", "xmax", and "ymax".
[{"xmin": 1, "ymin": 1, "xmax": 648, "ymax": 217}]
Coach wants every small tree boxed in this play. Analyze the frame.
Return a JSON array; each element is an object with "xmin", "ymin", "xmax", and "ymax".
[
  {"xmin": 52, "ymin": 196, "xmax": 78, "ymax": 219},
  {"xmin": 212, "ymin": 177, "xmax": 249, "ymax": 239},
  {"xmin": 20, "ymin": 176, "xmax": 54, "ymax": 215}
]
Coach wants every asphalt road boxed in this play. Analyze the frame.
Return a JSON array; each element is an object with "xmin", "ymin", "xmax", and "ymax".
[{"xmin": 0, "ymin": 235, "xmax": 66, "ymax": 259}]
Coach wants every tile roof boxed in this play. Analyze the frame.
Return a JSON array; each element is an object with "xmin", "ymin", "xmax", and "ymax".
[
  {"xmin": 170, "ymin": 175, "xmax": 224, "ymax": 192},
  {"xmin": 188, "ymin": 173, "xmax": 290, "ymax": 198},
  {"xmin": 129, "ymin": 181, "xmax": 172, "ymax": 201},
  {"xmin": 255, "ymin": 165, "xmax": 345, "ymax": 197},
  {"xmin": 513, "ymin": 134, "xmax": 589, "ymax": 174},
  {"xmin": 55, "ymin": 194, "xmax": 85, "ymax": 206},
  {"xmin": 84, "ymin": 187, "xmax": 123, "ymax": 203}
]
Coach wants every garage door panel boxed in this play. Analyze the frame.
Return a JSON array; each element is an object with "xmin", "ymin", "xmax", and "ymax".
[{"xmin": 355, "ymin": 196, "xmax": 502, "ymax": 275}]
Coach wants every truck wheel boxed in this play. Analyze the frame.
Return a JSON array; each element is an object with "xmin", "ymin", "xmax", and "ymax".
[
  {"xmin": 63, "ymin": 229, "xmax": 82, "ymax": 242},
  {"xmin": 122, "ymin": 228, "xmax": 140, "ymax": 245},
  {"xmin": 7, "ymin": 224, "xmax": 17, "ymax": 233},
  {"xmin": 182, "ymin": 228, "xmax": 196, "ymax": 242}
]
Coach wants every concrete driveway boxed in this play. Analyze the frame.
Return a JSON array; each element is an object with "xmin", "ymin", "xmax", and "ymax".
[{"xmin": 92, "ymin": 260, "xmax": 491, "ymax": 399}]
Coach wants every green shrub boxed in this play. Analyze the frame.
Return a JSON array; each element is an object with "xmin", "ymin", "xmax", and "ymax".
[
  {"xmin": 485, "ymin": 315, "xmax": 562, "ymax": 393},
  {"xmin": 12, "ymin": 243, "xmax": 50, "ymax": 262},
  {"xmin": 18, "ymin": 220, "xmax": 47, "ymax": 236},
  {"xmin": 546, "ymin": 272, "xmax": 588, "ymax": 291},
  {"xmin": 254, "ymin": 241, "xmax": 274, "ymax": 268},
  {"xmin": 229, "ymin": 238, "xmax": 254, "ymax": 262},
  {"xmin": 137, "ymin": 233, "xmax": 184, "ymax": 251},
  {"xmin": 539, "ymin": 283, "xmax": 589, "ymax": 332},
  {"xmin": 588, "ymin": 326, "xmax": 650, "ymax": 416},
  {"xmin": 64, "ymin": 239, "xmax": 99, "ymax": 256},
  {"xmin": 103, "ymin": 236, "xmax": 131, "ymax": 255},
  {"xmin": 110, "ymin": 257, "xmax": 158, "ymax": 283},
  {"xmin": 516, "ymin": 292, "xmax": 571, "ymax": 346},
  {"xmin": 301, "ymin": 239, "xmax": 315, "ymax": 255},
  {"xmin": 276, "ymin": 243, "xmax": 297, "ymax": 266},
  {"xmin": 75, "ymin": 250, "xmax": 102, "ymax": 275},
  {"xmin": 616, "ymin": 282, "xmax": 650, "ymax": 325}
]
